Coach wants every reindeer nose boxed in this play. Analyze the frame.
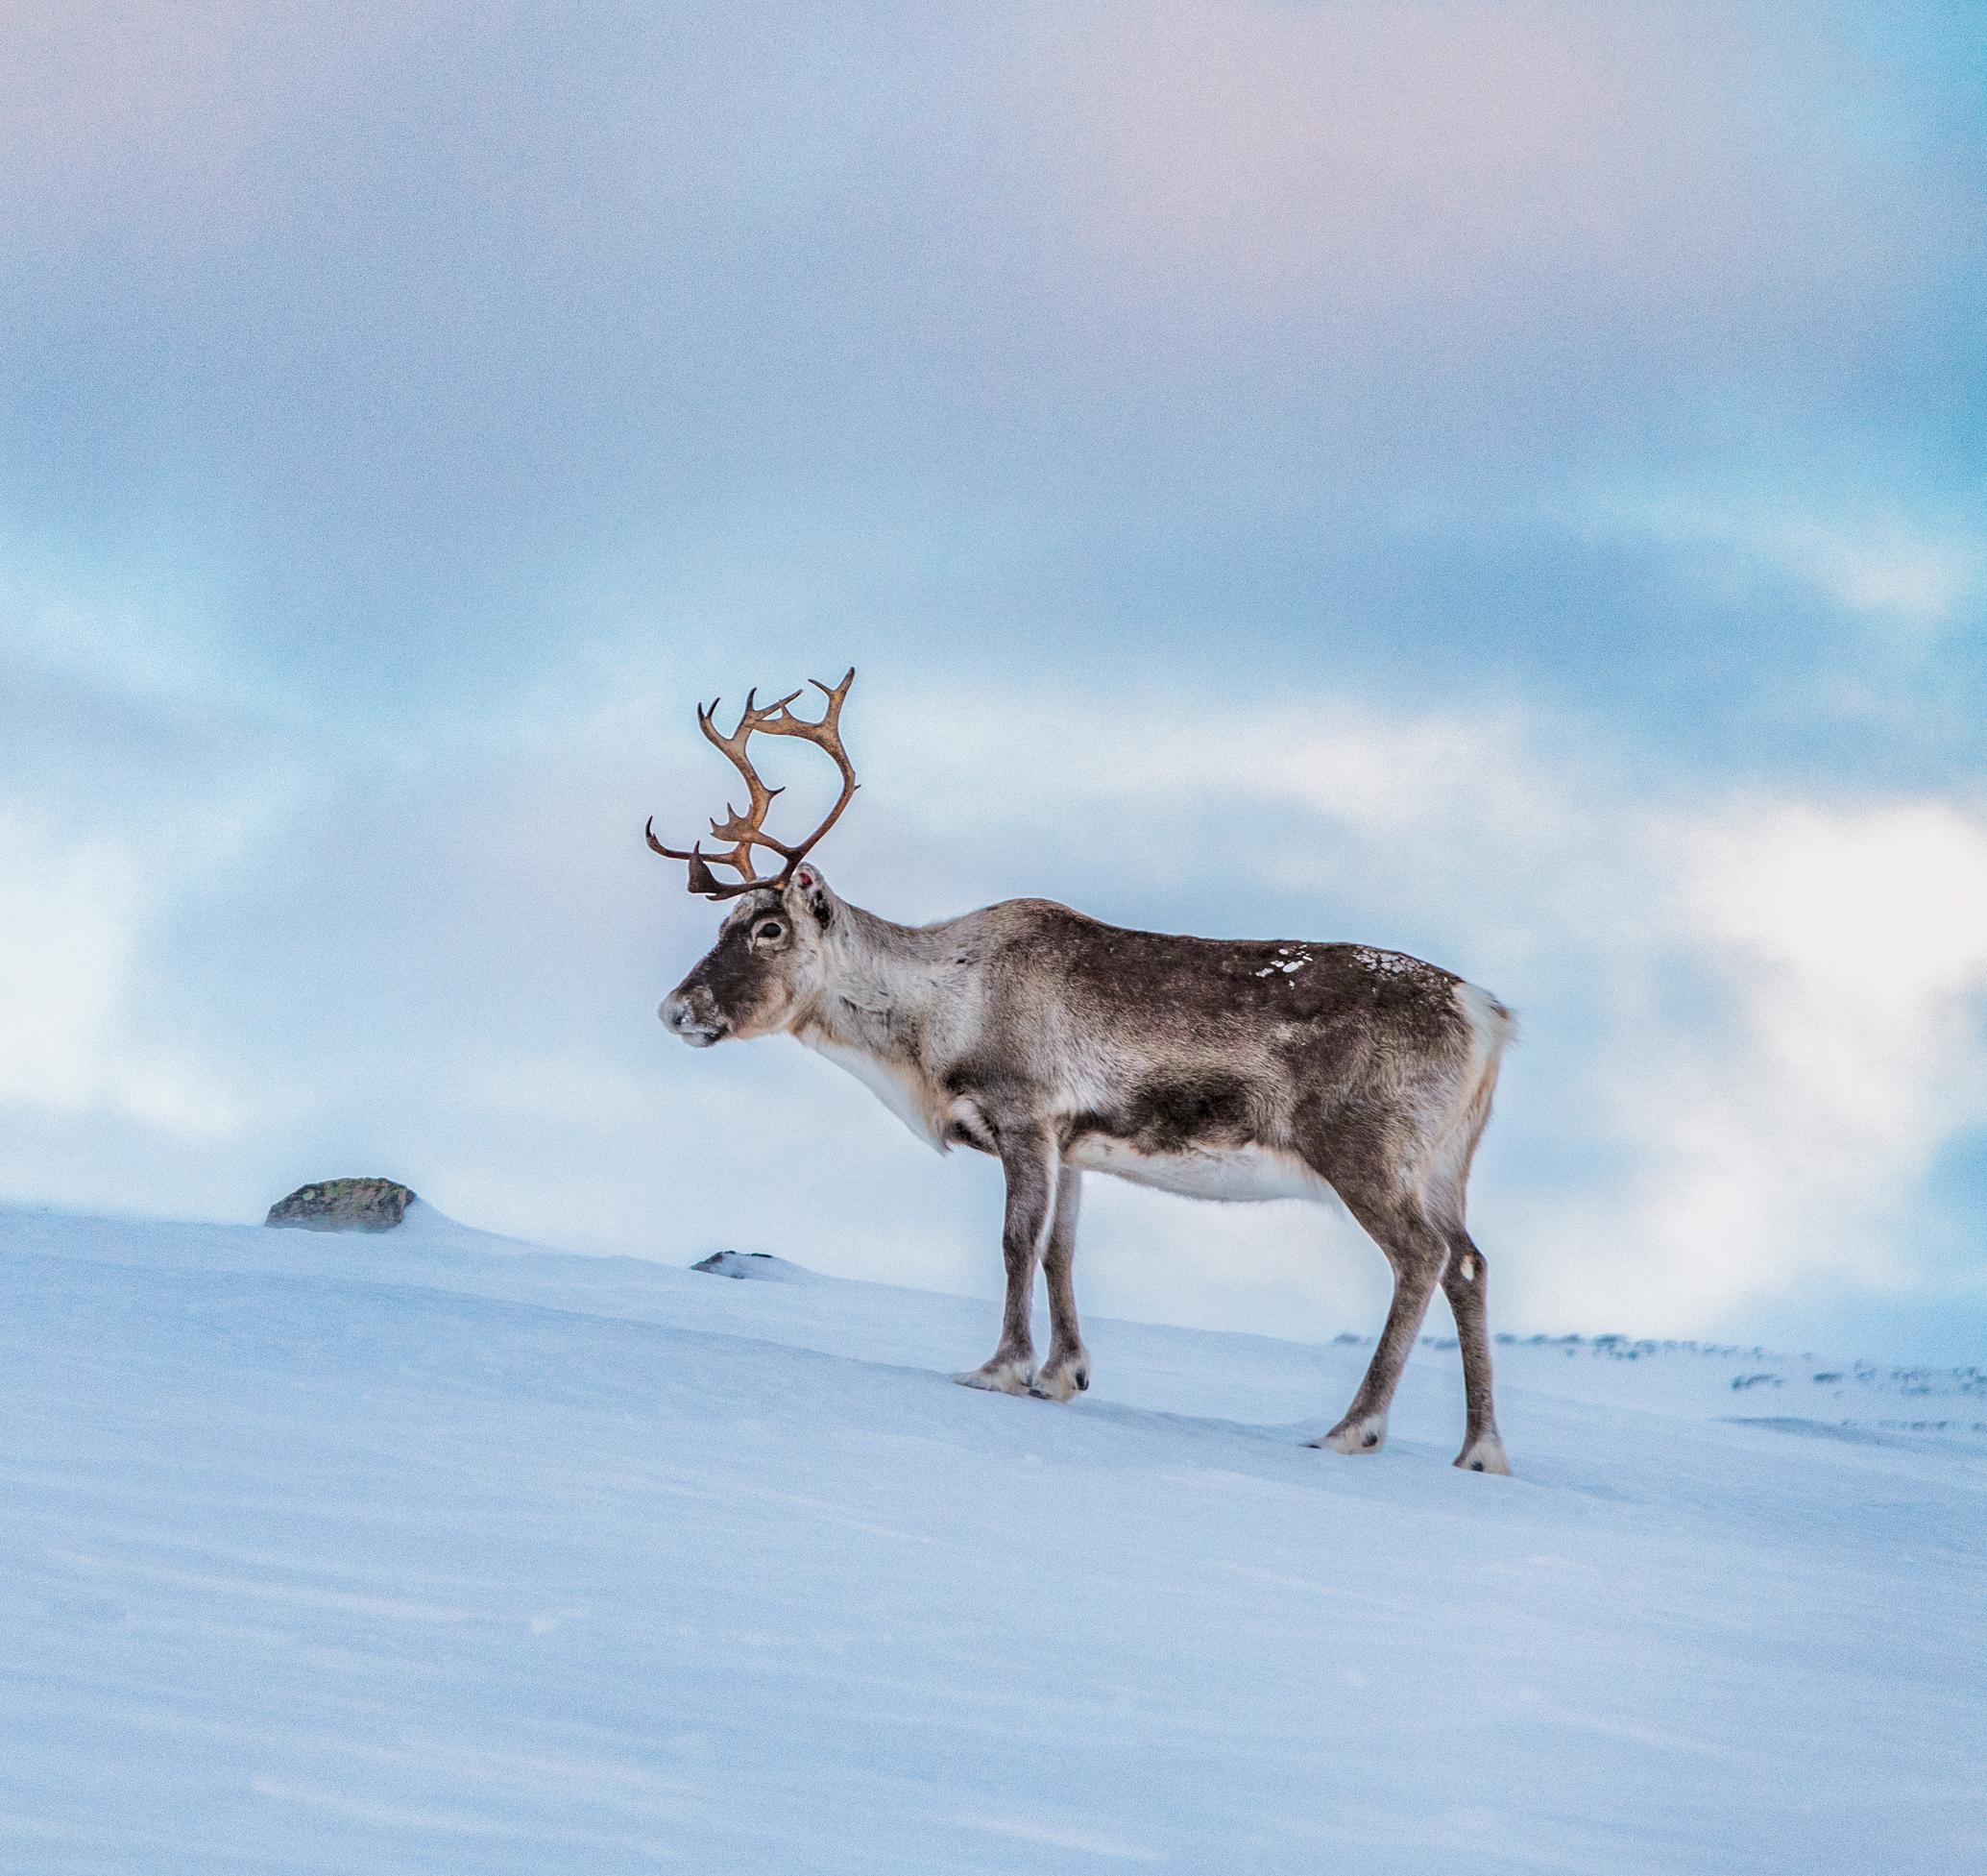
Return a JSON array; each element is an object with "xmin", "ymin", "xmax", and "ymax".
[{"xmin": 661, "ymin": 992, "xmax": 725, "ymax": 1046}]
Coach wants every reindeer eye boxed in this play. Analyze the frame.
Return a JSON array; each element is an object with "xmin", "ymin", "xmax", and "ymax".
[{"xmin": 755, "ymin": 919, "xmax": 785, "ymax": 941}]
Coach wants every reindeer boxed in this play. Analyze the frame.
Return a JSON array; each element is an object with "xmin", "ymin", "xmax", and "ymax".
[{"xmin": 652, "ymin": 670, "xmax": 1514, "ymax": 1473}]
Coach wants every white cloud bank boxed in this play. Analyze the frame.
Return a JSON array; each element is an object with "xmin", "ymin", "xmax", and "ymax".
[
  {"xmin": 1596, "ymin": 797, "xmax": 1987, "ymax": 1326},
  {"xmin": 0, "ymin": 762, "xmax": 257, "ymax": 1143}
]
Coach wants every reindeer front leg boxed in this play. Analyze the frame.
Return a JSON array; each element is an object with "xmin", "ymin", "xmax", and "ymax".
[
  {"xmin": 956, "ymin": 1121, "xmax": 1058, "ymax": 1397},
  {"xmin": 1031, "ymin": 1166, "xmax": 1090, "ymax": 1401}
]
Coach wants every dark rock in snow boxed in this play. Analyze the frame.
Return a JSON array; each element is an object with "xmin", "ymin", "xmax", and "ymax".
[
  {"xmin": 691, "ymin": 1250, "xmax": 812, "ymax": 1283},
  {"xmin": 266, "ymin": 1179, "xmax": 417, "ymax": 1233}
]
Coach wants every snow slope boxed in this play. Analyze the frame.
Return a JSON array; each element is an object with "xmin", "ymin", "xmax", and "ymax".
[{"xmin": 1, "ymin": 1202, "xmax": 1981, "ymax": 1874}]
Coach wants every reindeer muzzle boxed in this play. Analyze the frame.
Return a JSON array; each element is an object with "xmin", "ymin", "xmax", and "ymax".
[{"xmin": 660, "ymin": 992, "xmax": 729, "ymax": 1047}]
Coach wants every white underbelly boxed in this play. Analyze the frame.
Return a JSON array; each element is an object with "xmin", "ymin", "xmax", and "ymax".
[{"xmin": 1064, "ymin": 1136, "xmax": 1331, "ymax": 1204}]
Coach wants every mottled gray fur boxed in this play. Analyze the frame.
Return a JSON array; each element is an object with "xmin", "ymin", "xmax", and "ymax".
[{"xmin": 663, "ymin": 865, "xmax": 1514, "ymax": 1472}]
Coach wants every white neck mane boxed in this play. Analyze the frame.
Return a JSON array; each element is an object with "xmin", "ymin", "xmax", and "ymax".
[{"xmin": 788, "ymin": 903, "xmax": 974, "ymax": 1152}]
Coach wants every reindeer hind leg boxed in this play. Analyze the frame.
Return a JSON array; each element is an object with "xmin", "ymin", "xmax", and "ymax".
[
  {"xmin": 1441, "ymin": 1228, "xmax": 1512, "ymax": 1474},
  {"xmin": 1313, "ymin": 1187, "xmax": 1449, "ymax": 1457}
]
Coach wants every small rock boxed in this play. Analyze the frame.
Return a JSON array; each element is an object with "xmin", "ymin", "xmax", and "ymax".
[
  {"xmin": 265, "ymin": 1178, "xmax": 417, "ymax": 1233},
  {"xmin": 691, "ymin": 1250, "xmax": 810, "ymax": 1283}
]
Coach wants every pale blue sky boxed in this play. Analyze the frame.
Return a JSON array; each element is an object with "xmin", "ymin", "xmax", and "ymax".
[{"xmin": 4, "ymin": 2, "xmax": 1983, "ymax": 1360}]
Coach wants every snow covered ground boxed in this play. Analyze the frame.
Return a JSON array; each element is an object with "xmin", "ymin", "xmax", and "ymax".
[{"xmin": 2, "ymin": 1202, "xmax": 1981, "ymax": 1874}]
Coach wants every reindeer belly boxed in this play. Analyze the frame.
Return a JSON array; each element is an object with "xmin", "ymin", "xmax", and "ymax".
[{"xmin": 1064, "ymin": 1136, "xmax": 1330, "ymax": 1204}]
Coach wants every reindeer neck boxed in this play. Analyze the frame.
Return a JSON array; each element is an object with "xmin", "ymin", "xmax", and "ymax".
[{"xmin": 791, "ymin": 900, "xmax": 950, "ymax": 1065}]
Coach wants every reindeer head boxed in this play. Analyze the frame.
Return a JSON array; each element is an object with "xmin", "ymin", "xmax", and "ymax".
[{"xmin": 649, "ymin": 670, "xmax": 857, "ymax": 1046}]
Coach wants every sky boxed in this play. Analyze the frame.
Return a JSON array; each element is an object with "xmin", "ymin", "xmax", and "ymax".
[{"xmin": 3, "ymin": 0, "xmax": 1984, "ymax": 1362}]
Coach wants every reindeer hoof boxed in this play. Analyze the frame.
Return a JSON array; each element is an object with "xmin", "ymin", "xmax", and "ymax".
[
  {"xmin": 1029, "ymin": 1353, "xmax": 1092, "ymax": 1402},
  {"xmin": 955, "ymin": 1358, "xmax": 1035, "ymax": 1397},
  {"xmin": 1455, "ymin": 1435, "xmax": 1512, "ymax": 1475},
  {"xmin": 1314, "ymin": 1413, "xmax": 1387, "ymax": 1454}
]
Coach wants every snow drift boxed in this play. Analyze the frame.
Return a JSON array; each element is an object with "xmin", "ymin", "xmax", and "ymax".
[{"xmin": 1, "ymin": 1202, "xmax": 1980, "ymax": 1873}]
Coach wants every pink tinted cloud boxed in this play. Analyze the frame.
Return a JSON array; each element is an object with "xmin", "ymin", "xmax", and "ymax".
[
  {"xmin": 0, "ymin": 0, "xmax": 421, "ymax": 252},
  {"xmin": 1000, "ymin": 1, "xmax": 1946, "ymax": 342}
]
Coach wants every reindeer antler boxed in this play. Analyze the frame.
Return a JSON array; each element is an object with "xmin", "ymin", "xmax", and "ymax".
[{"xmin": 646, "ymin": 669, "xmax": 859, "ymax": 899}]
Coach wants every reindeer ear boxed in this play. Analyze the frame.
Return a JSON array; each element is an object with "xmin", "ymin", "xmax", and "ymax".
[{"xmin": 789, "ymin": 865, "xmax": 834, "ymax": 926}]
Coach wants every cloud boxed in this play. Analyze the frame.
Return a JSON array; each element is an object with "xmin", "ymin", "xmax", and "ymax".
[
  {"xmin": 1568, "ymin": 489, "xmax": 1987, "ymax": 639},
  {"xmin": 0, "ymin": 781, "xmax": 249, "ymax": 1143},
  {"xmin": 0, "ymin": 626, "xmax": 296, "ymax": 1144},
  {"xmin": 1582, "ymin": 797, "xmax": 1987, "ymax": 1324},
  {"xmin": 3, "ymin": 0, "xmax": 1978, "ymax": 735},
  {"xmin": 1000, "ymin": 0, "xmax": 1956, "ymax": 357},
  {"xmin": 0, "ymin": 808, "xmax": 140, "ymax": 1109}
]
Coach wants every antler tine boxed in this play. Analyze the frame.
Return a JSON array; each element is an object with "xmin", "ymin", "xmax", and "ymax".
[
  {"xmin": 646, "ymin": 667, "xmax": 860, "ymax": 898},
  {"xmin": 644, "ymin": 819, "xmax": 736, "ymax": 897},
  {"xmin": 810, "ymin": 667, "xmax": 856, "ymax": 717},
  {"xmin": 762, "ymin": 668, "xmax": 859, "ymax": 871}
]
